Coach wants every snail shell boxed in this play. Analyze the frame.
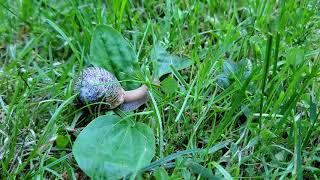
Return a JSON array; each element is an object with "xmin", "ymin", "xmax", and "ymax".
[{"xmin": 74, "ymin": 67, "xmax": 125, "ymax": 109}]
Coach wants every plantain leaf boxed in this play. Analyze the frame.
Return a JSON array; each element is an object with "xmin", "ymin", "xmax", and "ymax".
[
  {"xmin": 287, "ymin": 47, "xmax": 305, "ymax": 68},
  {"xmin": 73, "ymin": 115, "xmax": 155, "ymax": 179},
  {"xmin": 89, "ymin": 25, "xmax": 140, "ymax": 89},
  {"xmin": 55, "ymin": 135, "xmax": 70, "ymax": 148},
  {"xmin": 151, "ymin": 43, "xmax": 193, "ymax": 78},
  {"xmin": 161, "ymin": 76, "xmax": 178, "ymax": 94}
]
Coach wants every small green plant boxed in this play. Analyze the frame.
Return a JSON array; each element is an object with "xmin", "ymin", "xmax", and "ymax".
[{"xmin": 72, "ymin": 25, "xmax": 193, "ymax": 179}]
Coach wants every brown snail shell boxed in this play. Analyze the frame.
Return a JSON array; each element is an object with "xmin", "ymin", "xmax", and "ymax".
[{"xmin": 74, "ymin": 67, "xmax": 147, "ymax": 110}]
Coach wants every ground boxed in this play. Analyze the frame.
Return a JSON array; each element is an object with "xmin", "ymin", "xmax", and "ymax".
[{"xmin": 0, "ymin": 0, "xmax": 320, "ymax": 179}]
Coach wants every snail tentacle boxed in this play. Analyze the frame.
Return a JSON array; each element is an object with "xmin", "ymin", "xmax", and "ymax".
[{"xmin": 123, "ymin": 85, "xmax": 148, "ymax": 102}]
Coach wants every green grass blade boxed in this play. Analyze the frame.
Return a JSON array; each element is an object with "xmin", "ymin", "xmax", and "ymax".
[{"xmin": 259, "ymin": 32, "xmax": 272, "ymax": 135}]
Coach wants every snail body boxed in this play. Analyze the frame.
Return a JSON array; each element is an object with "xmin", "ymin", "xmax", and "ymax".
[{"xmin": 74, "ymin": 67, "xmax": 147, "ymax": 110}]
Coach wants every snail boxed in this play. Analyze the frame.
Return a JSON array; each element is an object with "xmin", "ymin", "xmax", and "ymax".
[{"xmin": 74, "ymin": 67, "xmax": 148, "ymax": 111}]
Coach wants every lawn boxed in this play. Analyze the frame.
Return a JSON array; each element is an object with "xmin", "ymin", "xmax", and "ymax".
[{"xmin": 0, "ymin": 0, "xmax": 319, "ymax": 179}]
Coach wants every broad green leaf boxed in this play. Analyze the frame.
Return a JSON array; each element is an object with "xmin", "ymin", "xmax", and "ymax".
[
  {"xmin": 223, "ymin": 60, "xmax": 237, "ymax": 75},
  {"xmin": 216, "ymin": 59, "xmax": 252, "ymax": 88},
  {"xmin": 287, "ymin": 48, "xmax": 305, "ymax": 68},
  {"xmin": 260, "ymin": 129, "xmax": 277, "ymax": 141},
  {"xmin": 216, "ymin": 74, "xmax": 230, "ymax": 88},
  {"xmin": 90, "ymin": 25, "xmax": 140, "ymax": 89},
  {"xmin": 55, "ymin": 135, "xmax": 70, "ymax": 148},
  {"xmin": 151, "ymin": 43, "xmax": 193, "ymax": 78},
  {"xmin": 161, "ymin": 76, "xmax": 178, "ymax": 94},
  {"xmin": 73, "ymin": 115, "xmax": 155, "ymax": 179}
]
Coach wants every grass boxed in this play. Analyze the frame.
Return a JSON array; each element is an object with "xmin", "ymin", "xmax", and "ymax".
[{"xmin": 0, "ymin": 0, "xmax": 319, "ymax": 179}]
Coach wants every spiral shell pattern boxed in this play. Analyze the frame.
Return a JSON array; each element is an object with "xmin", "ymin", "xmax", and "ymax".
[{"xmin": 74, "ymin": 67, "xmax": 125, "ymax": 109}]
